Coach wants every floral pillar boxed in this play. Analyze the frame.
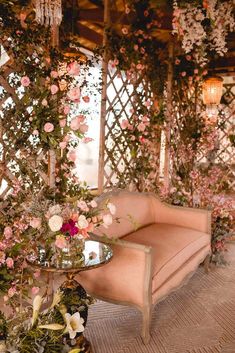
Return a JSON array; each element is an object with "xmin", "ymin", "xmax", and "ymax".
[
  {"xmin": 98, "ymin": 0, "xmax": 110, "ymax": 194},
  {"xmin": 164, "ymin": 42, "xmax": 174, "ymax": 191}
]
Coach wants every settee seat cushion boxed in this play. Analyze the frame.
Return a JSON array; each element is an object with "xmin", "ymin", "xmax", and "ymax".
[{"xmin": 123, "ymin": 223, "xmax": 211, "ymax": 295}]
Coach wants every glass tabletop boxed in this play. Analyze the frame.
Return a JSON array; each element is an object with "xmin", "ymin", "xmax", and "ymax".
[{"xmin": 27, "ymin": 240, "xmax": 113, "ymax": 273}]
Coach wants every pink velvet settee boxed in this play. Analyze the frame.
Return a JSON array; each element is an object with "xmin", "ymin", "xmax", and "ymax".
[{"xmin": 77, "ymin": 190, "xmax": 212, "ymax": 344}]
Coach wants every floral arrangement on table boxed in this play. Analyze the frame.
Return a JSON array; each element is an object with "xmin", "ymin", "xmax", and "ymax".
[
  {"xmin": 0, "ymin": 185, "xmax": 116, "ymax": 307},
  {"xmin": 0, "ymin": 289, "xmax": 94, "ymax": 353}
]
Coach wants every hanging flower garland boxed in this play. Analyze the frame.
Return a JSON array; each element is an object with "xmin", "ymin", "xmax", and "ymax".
[{"xmin": 172, "ymin": 0, "xmax": 235, "ymax": 62}]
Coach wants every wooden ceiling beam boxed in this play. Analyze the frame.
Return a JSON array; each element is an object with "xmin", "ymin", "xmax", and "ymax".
[
  {"xmin": 76, "ymin": 22, "xmax": 103, "ymax": 45},
  {"xmin": 78, "ymin": 9, "xmax": 172, "ymax": 29}
]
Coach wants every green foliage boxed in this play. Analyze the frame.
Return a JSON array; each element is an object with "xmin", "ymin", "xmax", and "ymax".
[{"xmin": 0, "ymin": 311, "xmax": 8, "ymax": 339}]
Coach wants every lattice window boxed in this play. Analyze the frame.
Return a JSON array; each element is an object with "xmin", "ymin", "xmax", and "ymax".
[
  {"xmin": 0, "ymin": 45, "xmax": 50, "ymax": 198},
  {"xmin": 102, "ymin": 66, "xmax": 153, "ymax": 190},
  {"xmin": 197, "ymin": 78, "xmax": 235, "ymax": 193}
]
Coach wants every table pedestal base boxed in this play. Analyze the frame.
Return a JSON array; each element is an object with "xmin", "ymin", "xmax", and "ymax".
[{"xmin": 75, "ymin": 335, "xmax": 92, "ymax": 353}]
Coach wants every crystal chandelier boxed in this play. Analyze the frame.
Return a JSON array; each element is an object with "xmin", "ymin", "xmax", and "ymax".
[{"xmin": 35, "ymin": 0, "xmax": 62, "ymax": 27}]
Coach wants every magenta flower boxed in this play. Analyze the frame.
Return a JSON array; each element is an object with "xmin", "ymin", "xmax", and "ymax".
[{"xmin": 61, "ymin": 219, "xmax": 79, "ymax": 237}]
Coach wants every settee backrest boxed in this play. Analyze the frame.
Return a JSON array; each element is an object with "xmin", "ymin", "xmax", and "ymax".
[{"xmin": 95, "ymin": 190, "xmax": 161, "ymax": 238}]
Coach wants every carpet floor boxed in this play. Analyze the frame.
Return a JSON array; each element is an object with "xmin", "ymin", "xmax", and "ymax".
[{"xmin": 85, "ymin": 243, "xmax": 235, "ymax": 353}]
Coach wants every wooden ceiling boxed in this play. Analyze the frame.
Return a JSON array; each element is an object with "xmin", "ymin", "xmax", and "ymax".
[{"xmin": 61, "ymin": 0, "xmax": 235, "ymax": 73}]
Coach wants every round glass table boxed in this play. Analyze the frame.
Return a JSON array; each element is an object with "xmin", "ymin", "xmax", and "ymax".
[{"xmin": 27, "ymin": 240, "xmax": 113, "ymax": 353}]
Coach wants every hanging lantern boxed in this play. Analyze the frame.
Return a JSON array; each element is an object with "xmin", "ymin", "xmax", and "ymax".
[
  {"xmin": 35, "ymin": 0, "xmax": 62, "ymax": 27},
  {"xmin": 202, "ymin": 76, "xmax": 223, "ymax": 117}
]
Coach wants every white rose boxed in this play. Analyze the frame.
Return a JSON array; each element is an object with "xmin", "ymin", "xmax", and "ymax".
[
  {"xmin": 48, "ymin": 215, "xmax": 63, "ymax": 232},
  {"xmin": 77, "ymin": 215, "xmax": 89, "ymax": 229},
  {"xmin": 107, "ymin": 202, "xmax": 116, "ymax": 215},
  {"xmin": 103, "ymin": 214, "xmax": 113, "ymax": 228},
  {"xmin": 49, "ymin": 204, "xmax": 61, "ymax": 215}
]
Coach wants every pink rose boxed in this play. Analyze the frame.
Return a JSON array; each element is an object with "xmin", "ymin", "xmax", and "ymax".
[
  {"xmin": 33, "ymin": 270, "xmax": 41, "ymax": 279},
  {"xmin": 44, "ymin": 122, "xmax": 54, "ymax": 132},
  {"xmin": 122, "ymin": 27, "xmax": 128, "ymax": 35},
  {"xmin": 55, "ymin": 235, "xmax": 67, "ymax": 249},
  {"xmin": 186, "ymin": 55, "xmax": 191, "ymax": 61},
  {"xmin": 50, "ymin": 84, "xmax": 59, "ymax": 95},
  {"xmin": 32, "ymin": 129, "xmax": 39, "ymax": 136},
  {"xmin": 82, "ymin": 96, "xmax": 90, "ymax": 103},
  {"xmin": 136, "ymin": 63, "xmax": 143, "ymax": 71},
  {"xmin": 6, "ymin": 257, "xmax": 14, "ymax": 269},
  {"xmin": 181, "ymin": 71, "xmax": 186, "ymax": 77},
  {"xmin": 59, "ymin": 119, "xmax": 67, "ymax": 128},
  {"xmin": 144, "ymin": 99, "xmax": 151, "ymax": 107},
  {"xmin": 0, "ymin": 242, "xmax": 6, "ymax": 251},
  {"xmin": 63, "ymin": 105, "xmax": 70, "ymax": 115},
  {"xmin": 77, "ymin": 114, "xmax": 86, "ymax": 123},
  {"xmin": 50, "ymin": 70, "xmax": 58, "ymax": 78},
  {"xmin": 175, "ymin": 59, "xmax": 180, "ymax": 65},
  {"xmin": 139, "ymin": 136, "xmax": 147, "ymax": 144},
  {"xmin": 120, "ymin": 119, "xmax": 129, "ymax": 129},
  {"xmin": 134, "ymin": 45, "xmax": 139, "ymax": 51},
  {"xmin": 120, "ymin": 47, "xmax": 126, "ymax": 54},
  {"xmin": 79, "ymin": 124, "xmax": 88, "ymax": 134},
  {"xmin": 67, "ymin": 149, "xmax": 77, "ymax": 162},
  {"xmin": 21, "ymin": 76, "xmax": 30, "ymax": 87},
  {"xmin": 8, "ymin": 287, "xmax": 16, "ymax": 298},
  {"xmin": 31, "ymin": 286, "xmax": 40, "ymax": 295},
  {"xmin": 67, "ymin": 87, "xmax": 80, "ymax": 101},
  {"xmin": 194, "ymin": 69, "xmax": 199, "ymax": 74},
  {"xmin": 67, "ymin": 62, "xmax": 80, "ymax": 76},
  {"xmin": 137, "ymin": 122, "xmax": 146, "ymax": 132},
  {"xmin": 4, "ymin": 226, "xmax": 12, "ymax": 239},
  {"xmin": 82, "ymin": 137, "xmax": 93, "ymax": 143},
  {"xmin": 41, "ymin": 98, "xmax": 48, "ymax": 106},
  {"xmin": 30, "ymin": 217, "xmax": 41, "ymax": 229},
  {"xmin": 70, "ymin": 117, "xmax": 81, "ymax": 131},
  {"xmin": 59, "ymin": 141, "xmax": 67, "ymax": 149}
]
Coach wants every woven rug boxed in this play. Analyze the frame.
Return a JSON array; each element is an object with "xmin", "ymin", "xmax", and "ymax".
[{"xmin": 85, "ymin": 243, "xmax": 235, "ymax": 353}]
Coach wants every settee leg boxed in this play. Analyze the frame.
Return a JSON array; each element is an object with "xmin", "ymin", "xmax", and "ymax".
[
  {"xmin": 203, "ymin": 254, "xmax": 211, "ymax": 273},
  {"xmin": 141, "ymin": 305, "xmax": 152, "ymax": 344}
]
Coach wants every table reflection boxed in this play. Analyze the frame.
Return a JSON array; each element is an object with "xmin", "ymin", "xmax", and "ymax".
[{"xmin": 27, "ymin": 240, "xmax": 113, "ymax": 273}]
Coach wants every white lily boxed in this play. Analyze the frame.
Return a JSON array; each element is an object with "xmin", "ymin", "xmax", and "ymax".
[
  {"xmin": 38, "ymin": 323, "xmax": 65, "ymax": 330},
  {"xmin": 32, "ymin": 295, "xmax": 43, "ymax": 326},
  {"xmin": 64, "ymin": 312, "xmax": 85, "ymax": 339}
]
